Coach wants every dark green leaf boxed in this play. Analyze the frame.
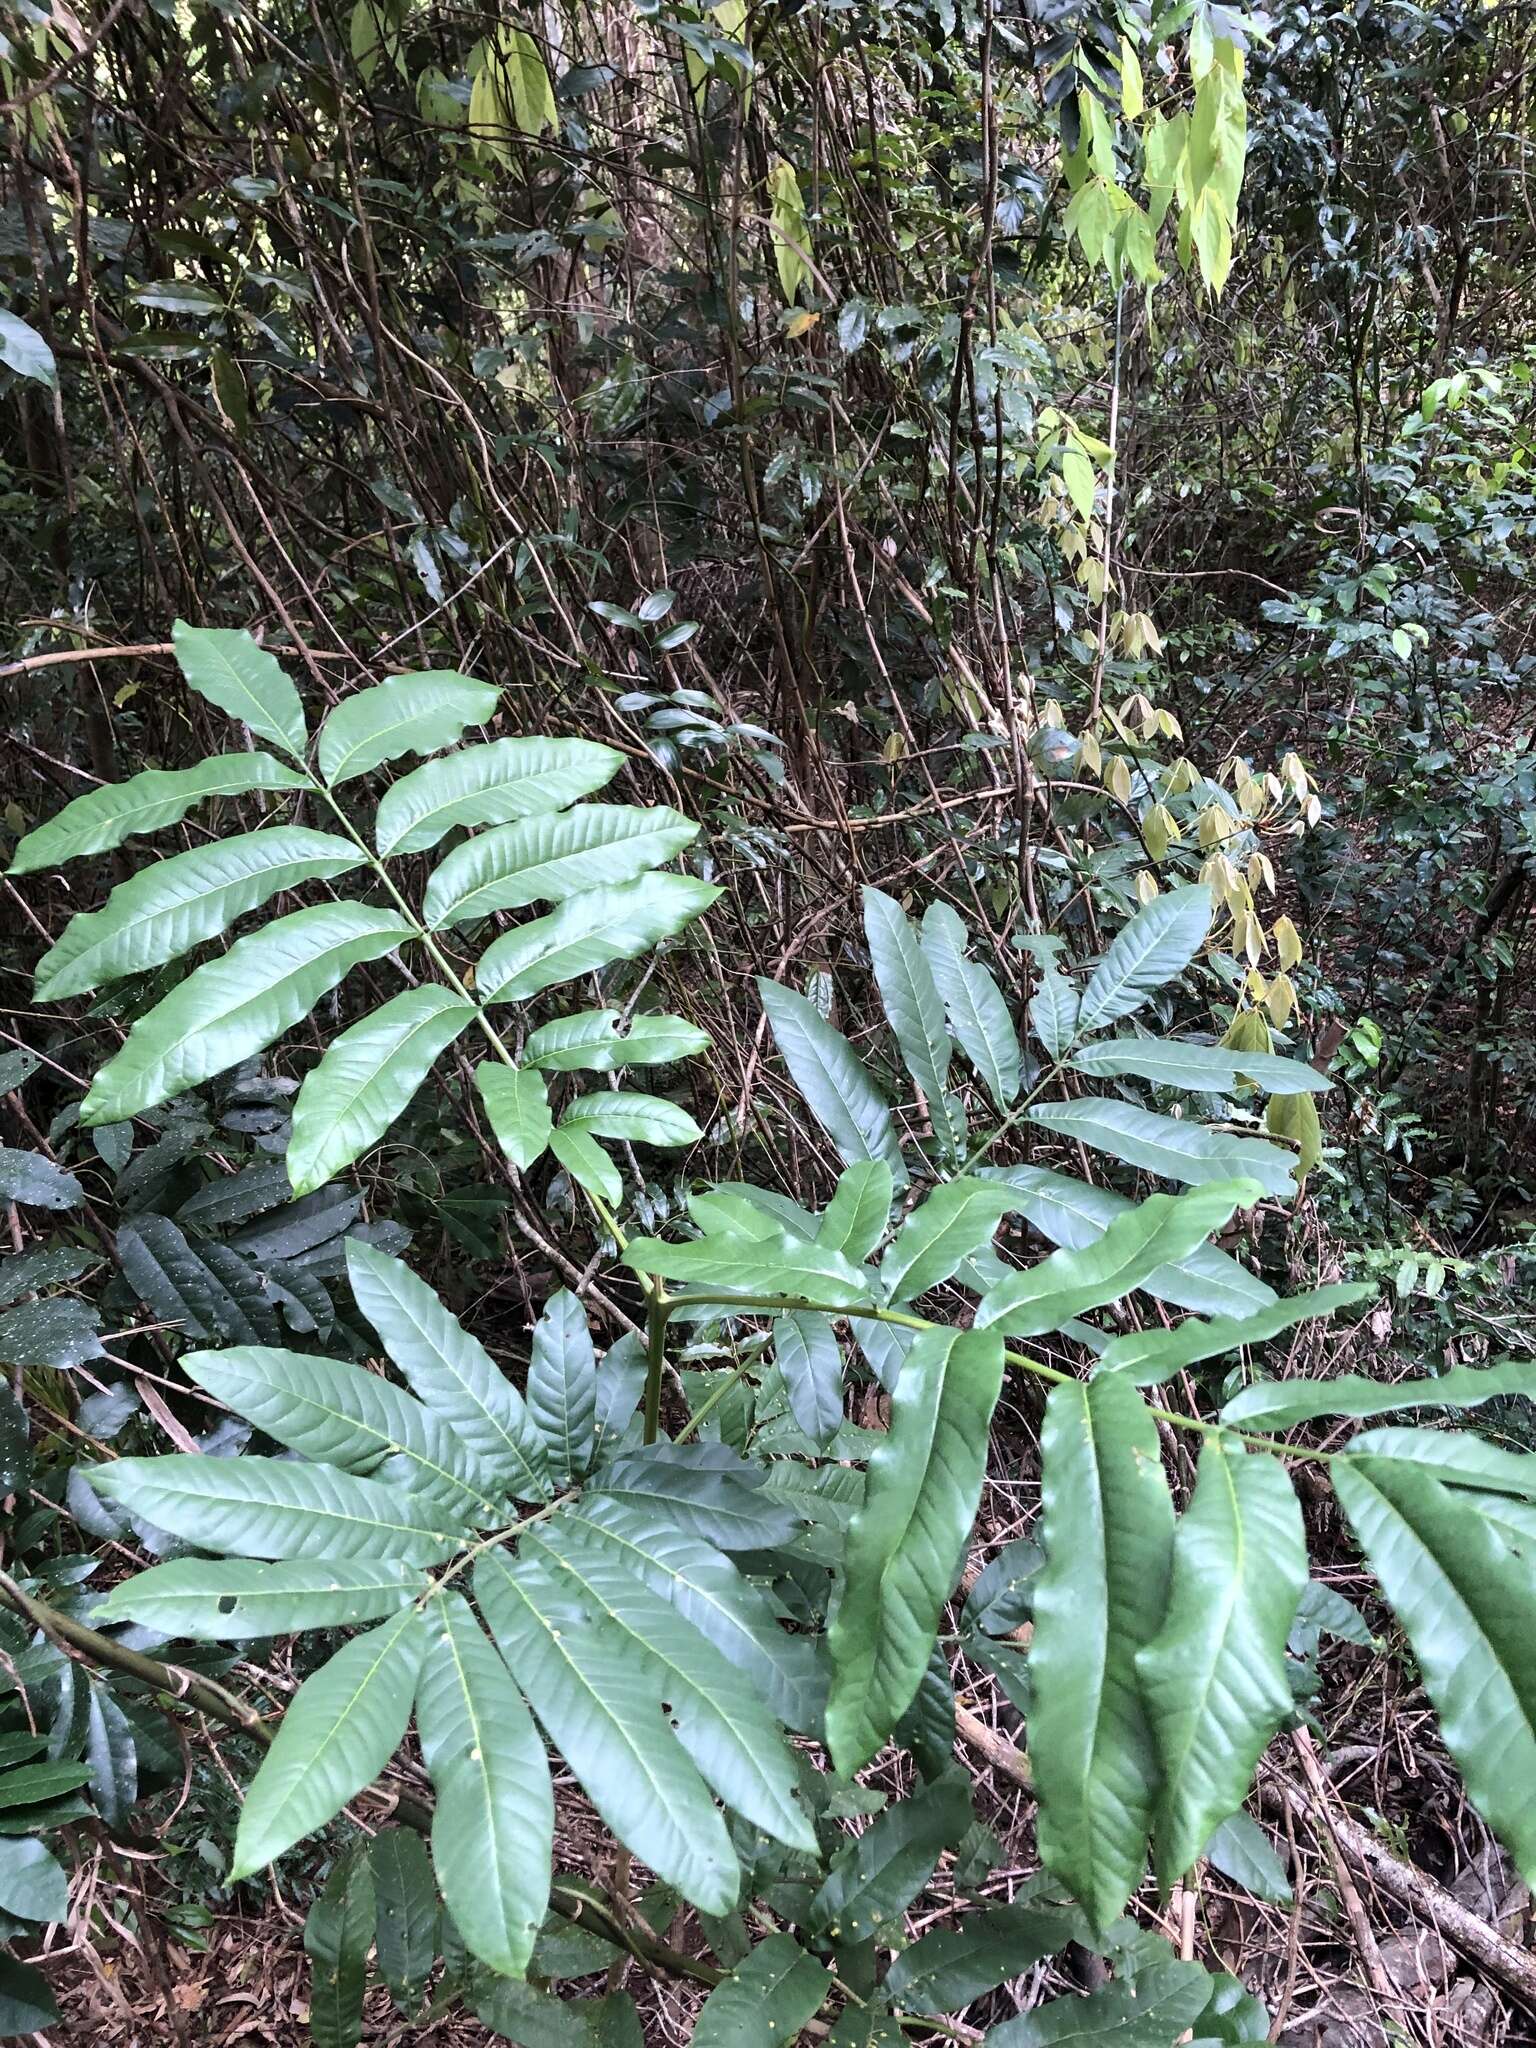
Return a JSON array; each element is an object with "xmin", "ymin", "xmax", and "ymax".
[
  {"xmin": 805, "ymin": 1775, "xmax": 972, "ymax": 1939},
  {"xmin": 369, "ymin": 1827, "xmax": 437, "ymax": 2012},
  {"xmin": 757, "ymin": 978, "xmax": 908, "ymax": 1189},
  {"xmin": 691, "ymin": 1932, "xmax": 830, "ymax": 2046},
  {"xmin": 303, "ymin": 1844, "xmax": 375, "ymax": 2048}
]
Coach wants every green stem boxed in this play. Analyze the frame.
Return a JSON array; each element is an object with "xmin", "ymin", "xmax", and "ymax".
[{"xmin": 642, "ymin": 1283, "xmax": 671, "ymax": 1444}]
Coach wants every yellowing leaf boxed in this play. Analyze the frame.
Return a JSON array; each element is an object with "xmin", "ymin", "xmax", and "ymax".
[
  {"xmin": 1119, "ymin": 34, "xmax": 1144, "ymax": 119},
  {"xmin": 769, "ymin": 161, "xmax": 811, "ymax": 306},
  {"xmin": 1273, "ymin": 915, "xmax": 1303, "ymax": 970},
  {"xmin": 1267, "ymin": 1089, "xmax": 1322, "ymax": 1184}
]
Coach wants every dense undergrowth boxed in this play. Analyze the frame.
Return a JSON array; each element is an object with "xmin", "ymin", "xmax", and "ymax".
[{"xmin": 2, "ymin": 0, "xmax": 1536, "ymax": 2041}]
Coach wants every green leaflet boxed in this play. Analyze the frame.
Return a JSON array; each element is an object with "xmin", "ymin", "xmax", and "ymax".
[
  {"xmin": 8, "ymin": 753, "xmax": 308, "ymax": 876},
  {"xmin": 370, "ymin": 1827, "xmax": 438, "ymax": 2013},
  {"xmin": 476, "ymin": 1062, "xmax": 554, "ymax": 1171},
  {"xmin": 757, "ymin": 977, "xmax": 908, "ymax": 1189},
  {"xmin": 988, "ymin": 1959, "xmax": 1216, "ymax": 2047},
  {"xmin": 774, "ymin": 1311, "xmax": 844, "ymax": 1447},
  {"xmin": 1098, "ymin": 1283, "xmax": 1374, "ymax": 1384},
  {"xmin": 550, "ymin": 1125, "xmax": 622, "ymax": 1205},
  {"xmin": 1029, "ymin": 966, "xmax": 1081, "ymax": 1058},
  {"xmin": 920, "ymin": 901, "xmax": 1022, "ymax": 1109},
  {"xmin": 94, "ymin": 1557, "xmax": 421, "ymax": 1639},
  {"xmin": 173, "ymin": 621, "xmax": 307, "ymax": 759},
  {"xmin": 477, "ymin": 875, "xmax": 720, "ymax": 1002},
  {"xmin": 989, "ymin": 1163, "xmax": 1276, "ymax": 1319},
  {"xmin": 424, "ymin": 804, "xmax": 699, "ymax": 926},
  {"xmin": 117, "ymin": 1213, "xmax": 278, "ymax": 1347},
  {"xmin": 230, "ymin": 1607, "xmax": 426, "ymax": 1877},
  {"xmin": 1030, "ymin": 1374, "xmax": 1175, "ymax": 1931},
  {"xmin": 0, "ymin": 1840, "xmax": 69, "ymax": 1926},
  {"xmin": 374, "ymin": 736, "xmax": 623, "ymax": 856},
  {"xmin": 885, "ymin": 1901, "xmax": 1080, "ymax": 2014},
  {"xmin": 317, "ymin": 670, "xmax": 498, "ymax": 785},
  {"xmin": 345, "ymin": 1240, "xmax": 551, "ymax": 1500},
  {"xmin": 559, "ymin": 1091, "xmax": 702, "ymax": 1146},
  {"xmin": 1071, "ymin": 1036, "xmax": 1332, "ymax": 1095},
  {"xmin": 1333, "ymin": 1453, "xmax": 1536, "ymax": 1882},
  {"xmin": 80, "ymin": 902, "xmax": 414, "ymax": 1126},
  {"xmin": 863, "ymin": 886, "xmax": 960, "ymax": 1152},
  {"xmin": 519, "ymin": 1523, "xmax": 815, "ymax": 1853},
  {"xmin": 90, "ymin": 1454, "xmax": 462, "ymax": 1562},
  {"xmin": 1076, "ymin": 886, "xmax": 1212, "ymax": 1033},
  {"xmin": 527, "ymin": 1289, "xmax": 597, "ymax": 1486},
  {"xmin": 691, "ymin": 1933, "xmax": 829, "ymax": 2046},
  {"xmin": 34, "ymin": 826, "xmax": 363, "ymax": 999},
  {"xmin": 524, "ymin": 1008, "xmax": 711, "ymax": 1072},
  {"xmin": 561, "ymin": 1493, "xmax": 824, "ymax": 1732},
  {"xmin": 1028, "ymin": 1098, "xmax": 1297, "ymax": 1200},
  {"xmin": 815, "ymin": 1161, "xmax": 893, "ymax": 1262},
  {"xmin": 1136, "ymin": 1442, "xmax": 1306, "ymax": 1885},
  {"xmin": 976, "ymin": 1182, "xmax": 1261, "ymax": 1337},
  {"xmin": 826, "ymin": 1326, "xmax": 1004, "ymax": 1774},
  {"xmin": 180, "ymin": 1344, "xmax": 503, "ymax": 1524},
  {"xmin": 304, "ymin": 1845, "xmax": 375, "ymax": 2048},
  {"xmin": 289, "ymin": 987, "xmax": 475, "ymax": 1196},
  {"xmin": 623, "ymin": 1228, "xmax": 874, "ymax": 1308},
  {"xmin": 879, "ymin": 1177, "xmax": 1024, "ymax": 1303},
  {"xmin": 805, "ymin": 1775, "xmax": 972, "ymax": 1938},
  {"xmin": 475, "ymin": 1549, "xmax": 741, "ymax": 1913},
  {"xmin": 415, "ymin": 1590, "xmax": 553, "ymax": 1979},
  {"xmin": 1221, "ymin": 1352, "xmax": 1533, "ymax": 1430}
]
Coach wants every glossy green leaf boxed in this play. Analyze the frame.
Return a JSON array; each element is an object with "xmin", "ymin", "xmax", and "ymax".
[
  {"xmin": 1029, "ymin": 966, "xmax": 1081, "ymax": 1059},
  {"xmin": 1334, "ymin": 1453, "xmax": 1536, "ymax": 1882},
  {"xmin": 7, "ymin": 753, "xmax": 308, "ymax": 876},
  {"xmin": 805, "ymin": 1775, "xmax": 972, "ymax": 1938},
  {"xmin": 415, "ymin": 1590, "xmax": 553, "ymax": 1979},
  {"xmin": 879, "ymin": 1177, "xmax": 1023, "ymax": 1303},
  {"xmin": 989, "ymin": 1959, "xmax": 1215, "ymax": 2047},
  {"xmin": 886, "ymin": 1901, "xmax": 1079, "ymax": 2014},
  {"xmin": 692, "ymin": 1932, "xmax": 829, "ymax": 2047},
  {"xmin": 1222, "ymin": 1352, "xmax": 1530, "ymax": 1430},
  {"xmin": 35, "ymin": 827, "xmax": 363, "ymax": 1000},
  {"xmin": 757, "ymin": 978, "xmax": 908, "ymax": 1190},
  {"xmin": 1028, "ymin": 1099, "xmax": 1297, "ymax": 1200},
  {"xmin": 591, "ymin": 1443, "xmax": 803, "ymax": 1551},
  {"xmin": 1099, "ymin": 1283, "xmax": 1374, "ymax": 1385},
  {"xmin": 374, "ymin": 736, "xmax": 624, "ymax": 856},
  {"xmin": 977, "ymin": 1183, "xmax": 1261, "ymax": 1337},
  {"xmin": 920, "ymin": 901, "xmax": 1022, "ymax": 1109},
  {"xmin": 173, "ymin": 621, "xmax": 307, "ymax": 759},
  {"xmin": 289, "ymin": 987, "xmax": 475, "ymax": 1195},
  {"xmin": 0, "ymin": 1838, "xmax": 69, "ymax": 1925},
  {"xmin": 370, "ymin": 1826, "xmax": 437, "ymax": 2013},
  {"xmin": 549, "ymin": 1125, "xmax": 622, "ymax": 1205},
  {"xmin": 990, "ymin": 1164, "xmax": 1275, "ymax": 1319},
  {"xmin": 527, "ymin": 1288, "xmax": 596, "ymax": 1485},
  {"xmin": 476, "ymin": 1549, "xmax": 740, "ymax": 1913},
  {"xmin": 477, "ymin": 875, "xmax": 719, "ymax": 1002},
  {"xmin": 90, "ymin": 1454, "xmax": 461, "ymax": 1562},
  {"xmin": 476, "ymin": 1061, "xmax": 553, "ymax": 1171},
  {"xmin": 774, "ymin": 1311, "xmax": 844, "ymax": 1447},
  {"xmin": 180, "ymin": 1344, "xmax": 499, "ymax": 1524},
  {"xmin": 304, "ymin": 1845, "xmax": 375, "ymax": 2048},
  {"xmin": 1077, "ymin": 886, "xmax": 1212, "ymax": 1033},
  {"xmin": 623, "ymin": 1228, "xmax": 874, "ymax": 1307},
  {"xmin": 522, "ymin": 1522, "xmax": 815, "ymax": 1852},
  {"xmin": 816, "ymin": 1161, "xmax": 893, "ymax": 1262},
  {"xmin": 231, "ymin": 1606, "xmax": 426, "ymax": 1876},
  {"xmin": 826, "ymin": 1326, "xmax": 1004, "ymax": 1774},
  {"xmin": 966, "ymin": 1536, "xmax": 1044, "ymax": 1636},
  {"xmin": 1137, "ymin": 1442, "xmax": 1306, "ymax": 1885},
  {"xmin": 524, "ymin": 1008, "xmax": 710, "ymax": 1072},
  {"xmin": 562, "ymin": 1492, "xmax": 823, "ymax": 1731},
  {"xmin": 864, "ymin": 886, "xmax": 959, "ymax": 1151},
  {"xmin": 346, "ymin": 1239, "xmax": 551, "ymax": 1500},
  {"xmin": 1071, "ymin": 1037, "xmax": 1331, "ymax": 1095},
  {"xmin": 117, "ymin": 1212, "xmax": 279, "ymax": 1346},
  {"xmin": 95, "ymin": 1556, "xmax": 421, "ymax": 1638},
  {"xmin": 1204, "ymin": 1811, "xmax": 1293, "ymax": 1903},
  {"xmin": 1030, "ymin": 1374, "xmax": 1175, "ymax": 1931},
  {"xmin": 560, "ymin": 1090, "xmax": 701, "ymax": 1146},
  {"xmin": 81, "ymin": 902, "xmax": 413, "ymax": 1126},
  {"xmin": 318, "ymin": 671, "xmax": 498, "ymax": 785},
  {"xmin": 424, "ymin": 804, "xmax": 699, "ymax": 926}
]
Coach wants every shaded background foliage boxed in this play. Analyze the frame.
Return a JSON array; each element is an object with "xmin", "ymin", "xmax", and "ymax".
[{"xmin": 3, "ymin": 0, "xmax": 1536, "ymax": 2035}]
